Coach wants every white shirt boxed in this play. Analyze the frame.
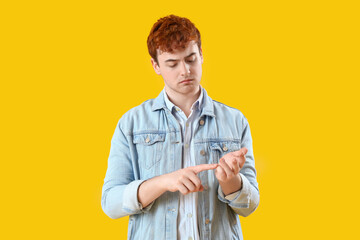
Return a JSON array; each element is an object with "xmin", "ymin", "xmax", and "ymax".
[{"xmin": 164, "ymin": 87, "xmax": 203, "ymax": 240}]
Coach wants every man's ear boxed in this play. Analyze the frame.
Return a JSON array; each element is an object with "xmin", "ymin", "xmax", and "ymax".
[{"xmin": 151, "ymin": 58, "xmax": 161, "ymax": 75}]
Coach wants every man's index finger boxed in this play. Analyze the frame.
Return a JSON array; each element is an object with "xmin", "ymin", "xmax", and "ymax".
[
  {"xmin": 232, "ymin": 148, "xmax": 248, "ymax": 156},
  {"xmin": 192, "ymin": 164, "xmax": 218, "ymax": 174}
]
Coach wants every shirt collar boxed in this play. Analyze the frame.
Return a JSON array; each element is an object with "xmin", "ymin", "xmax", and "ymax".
[{"xmin": 163, "ymin": 86, "xmax": 204, "ymax": 113}]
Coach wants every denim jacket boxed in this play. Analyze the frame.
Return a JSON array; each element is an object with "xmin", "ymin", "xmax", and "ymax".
[{"xmin": 101, "ymin": 88, "xmax": 260, "ymax": 240}]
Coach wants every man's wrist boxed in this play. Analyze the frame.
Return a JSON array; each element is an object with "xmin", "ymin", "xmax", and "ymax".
[
  {"xmin": 219, "ymin": 174, "xmax": 242, "ymax": 196},
  {"xmin": 158, "ymin": 174, "xmax": 169, "ymax": 192}
]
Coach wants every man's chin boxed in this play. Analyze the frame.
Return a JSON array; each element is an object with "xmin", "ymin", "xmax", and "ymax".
[{"xmin": 177, "ymin": 84, "xmax": 200, "ymax": 94}]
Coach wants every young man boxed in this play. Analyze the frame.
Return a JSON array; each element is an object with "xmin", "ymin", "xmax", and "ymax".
[{"xmin": 101, "ymin": 15, "xmax": 260, "ymax": 240}]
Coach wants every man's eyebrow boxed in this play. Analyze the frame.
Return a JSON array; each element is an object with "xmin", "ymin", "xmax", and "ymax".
[
  {"xmin": 165, "ymin": 59, "xmax": 177, "ymax": 63},
  {"xmin": 164, "ymin": 52, "xmax": 197, "ymax": 63},
  {"xmin": 185, "ymin": 52, "xmax": 197, "ymax": 58}
]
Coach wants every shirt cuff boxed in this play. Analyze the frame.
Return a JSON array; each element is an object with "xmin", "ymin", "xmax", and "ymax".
[{"xmin": 224, "ymin": 191, "xmax": 241, "ymax": 201}]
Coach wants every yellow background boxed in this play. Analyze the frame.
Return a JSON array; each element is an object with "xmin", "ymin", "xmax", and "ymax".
[{"xmin": 1, "ymin": 0, "xmax": 359, "ymax": 239}]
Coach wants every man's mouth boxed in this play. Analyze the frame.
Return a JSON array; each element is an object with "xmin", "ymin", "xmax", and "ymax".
[{"xmin": 179, "ymin": 79, "xmax": 193, "ymax": 84}]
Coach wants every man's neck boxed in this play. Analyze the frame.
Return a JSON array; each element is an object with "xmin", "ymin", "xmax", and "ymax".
[{"xmin": 165, "ymin": 86, "xmax": 201, "ymax": 117}]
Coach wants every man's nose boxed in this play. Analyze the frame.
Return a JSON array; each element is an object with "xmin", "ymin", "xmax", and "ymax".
[{"xmin": 180, "ymin": 61, "xmax": 190, "ymax": 76}]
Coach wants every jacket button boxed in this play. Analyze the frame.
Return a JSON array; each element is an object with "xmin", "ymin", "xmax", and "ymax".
[
  {"xmin": 205, "ymin": 219, "xmax": 210, "ymax": 224},
  {"xmin": 145, "ymin": 136, "xmax": 150, "ymax": 143},
  {"xmin": 222, "ymin": 145, "xmax": 228, "ymax": 152},
  {"xmin": 199, "ymin": 119, "xmax": 205, "ymax": 126},
  {"xmin": 200, "ymin": 150, "xmax": 205, "ymax": 156}
]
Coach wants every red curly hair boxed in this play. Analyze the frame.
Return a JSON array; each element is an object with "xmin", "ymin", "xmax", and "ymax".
[{"xmin": 147, "ymin": 15, "xmax": 201, "ymax": 64}]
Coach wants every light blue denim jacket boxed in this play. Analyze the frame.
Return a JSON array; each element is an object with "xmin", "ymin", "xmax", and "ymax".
[{"xmin": 101, "ymin": 88, "xmax": 260, "ymax": 240}]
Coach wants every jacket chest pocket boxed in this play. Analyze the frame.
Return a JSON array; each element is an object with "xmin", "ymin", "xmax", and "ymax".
[
  {"xmin": 133, "ymin": 133, "xmax": 165, "ymax": 170},
  {"xmin": 209, "ymin": 141, "xmax": 241, "ymax": 163}
]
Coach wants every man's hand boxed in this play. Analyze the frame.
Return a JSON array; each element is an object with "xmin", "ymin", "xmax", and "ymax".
[
  {"xmin": 164, "ymin": 164, "xmax": 218, "ymax": 195},
  {"xmin": 138, "ymin": 163, "xmax": 217, "ymax": 208},
  {"xmin": 215, "ymin": 147, "xmax": 248, "ymax": 195}
]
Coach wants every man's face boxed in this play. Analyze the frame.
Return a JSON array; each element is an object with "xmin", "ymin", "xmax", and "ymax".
[{"xmin": 151, "ymin": 41, "xmax": 203, "ymax": 97}]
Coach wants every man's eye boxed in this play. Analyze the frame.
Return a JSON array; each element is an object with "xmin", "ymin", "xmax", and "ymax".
[
  {"xmin": 186, "ymin": 57, "xmax": 196, "ymax": 63},
  {"xmin": 169, "ymin": 64, "xmax": 177, "ymax": 68}
]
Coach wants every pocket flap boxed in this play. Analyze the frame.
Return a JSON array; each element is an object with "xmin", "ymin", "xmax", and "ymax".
[
  {"xmin": 133, "ymin": 133, "xmax": 165, "ymax": 145},
  {"xmin": 209, "ymin": 141, "xmax": 241, "ymax": 153}
]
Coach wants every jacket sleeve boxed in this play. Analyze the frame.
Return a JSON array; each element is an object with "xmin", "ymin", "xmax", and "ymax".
[
  {"xmin": 101, "ymin": 119, "xmax": 154, "ymax": 219},
  {"xmin": 217, "ymin": 118, "xmax": 260, "ymax": 217}
]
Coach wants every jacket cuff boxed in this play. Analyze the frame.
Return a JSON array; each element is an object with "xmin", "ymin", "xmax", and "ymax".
[
  {"xmin": 122, "ymin": 180, "xmax": 155, "ymax": 214},
  {"xmin": 218, "ymin": 173, "xmax": 252, "ymax": 208}
]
